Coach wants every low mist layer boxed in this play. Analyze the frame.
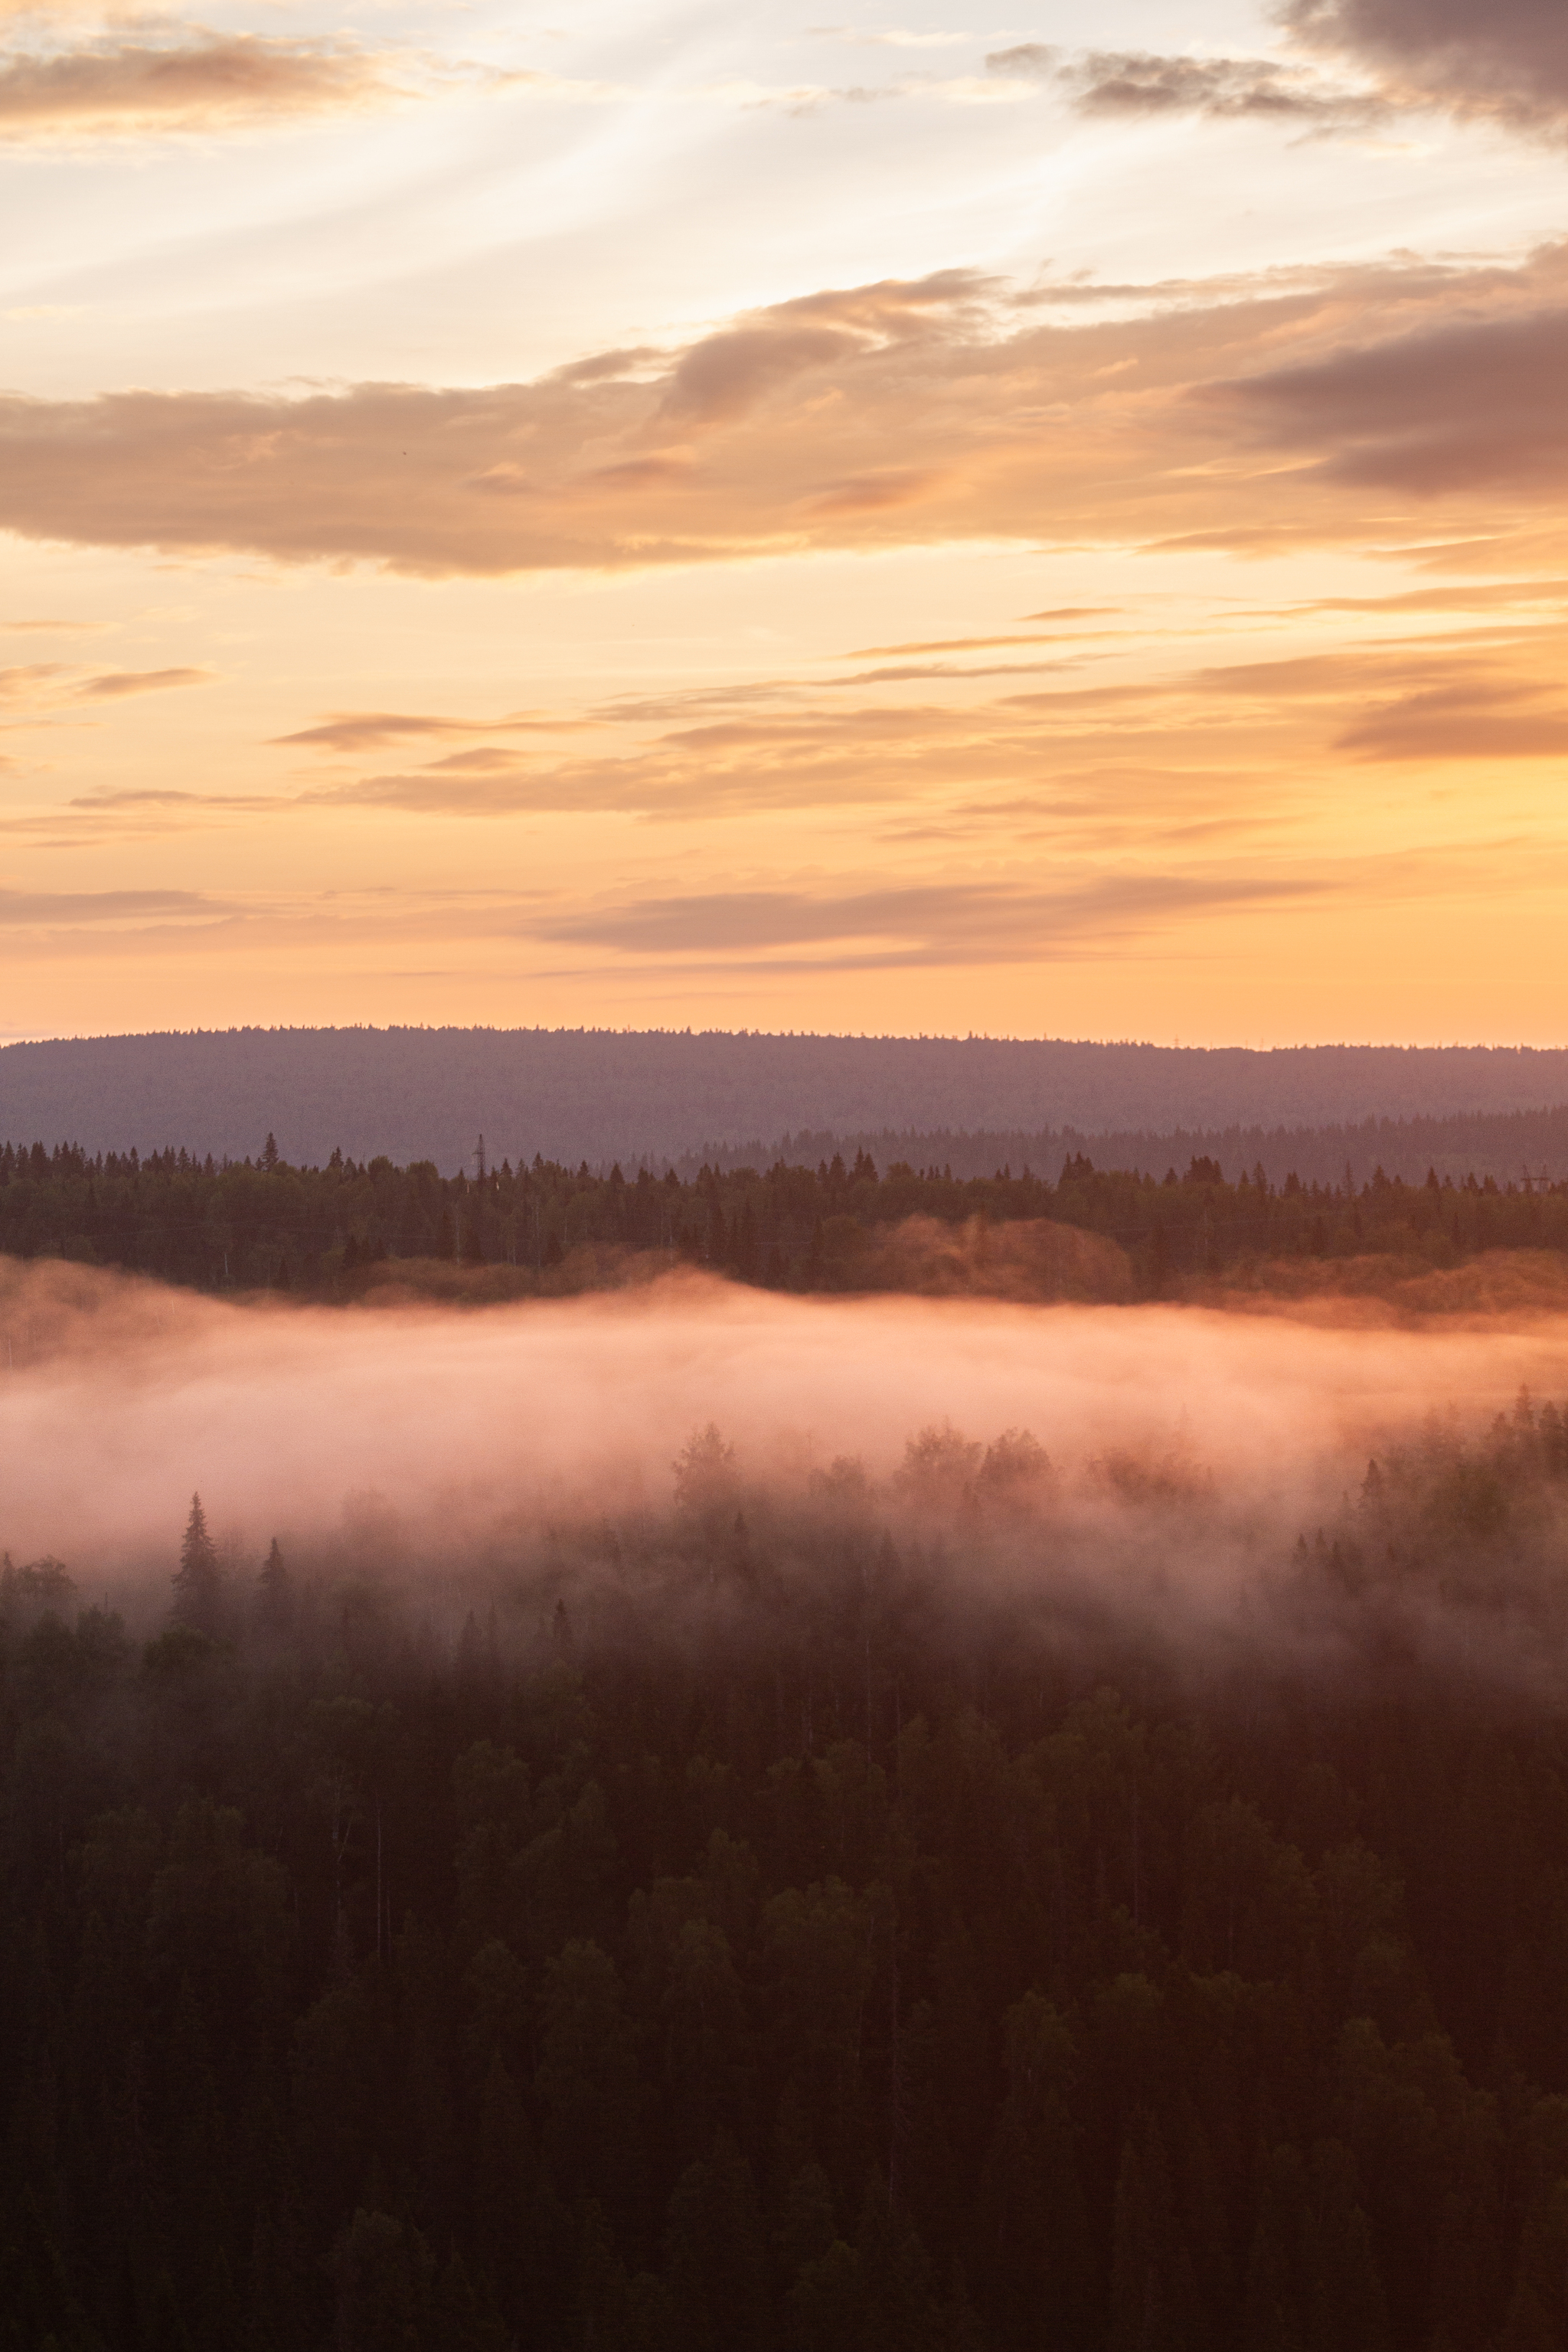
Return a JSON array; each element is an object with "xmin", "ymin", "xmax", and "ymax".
[
  {"xmin": 7, "ymin": 1258, "xmax": 1568, "ymax": 1639},
  {"xmin": 11, "ymin": 1259, "xmax": 1568, "ymax": 2350}
]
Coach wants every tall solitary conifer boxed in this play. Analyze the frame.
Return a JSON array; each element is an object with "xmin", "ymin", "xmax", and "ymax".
[{"xmin": 172, "ymin": 1491, "xmax": 224, "ymax": 1631}]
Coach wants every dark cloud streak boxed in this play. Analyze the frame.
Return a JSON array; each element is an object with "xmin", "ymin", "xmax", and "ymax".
[
  {"xmin": 528, "ymin": 874, "xmax": 1329, "ymax": 968},
  {"xmin": 1283, "ymin": 0, "xmax": 1568, "ymax": 136},
  {"xmin": 1224, "ymin": 309, "xmax": 1568, "ymax": 495},
  {"xmin": 1058, "ymin": 49, "xmax": 1383, "ymax": 127}
]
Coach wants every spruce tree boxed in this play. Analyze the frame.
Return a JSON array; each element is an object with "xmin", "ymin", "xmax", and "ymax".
[{"xmin": 172, "ymin": 1492, "xmax": 224, "ymax": 1632}]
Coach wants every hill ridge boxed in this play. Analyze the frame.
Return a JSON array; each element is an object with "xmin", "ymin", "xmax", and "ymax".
[{"xmin": 6, "ymin": 1026, "xmax": 1568, "ymax": 1174}]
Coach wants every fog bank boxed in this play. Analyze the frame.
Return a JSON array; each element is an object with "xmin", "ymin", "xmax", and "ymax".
[{"xmin": 5, "ymin": 1259, "xmax": 1568, "ymax": 1579}]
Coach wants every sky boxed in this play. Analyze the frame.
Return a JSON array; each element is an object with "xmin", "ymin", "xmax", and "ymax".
[{"xmin": 1, "ymin": 0, "xmax": 1565, "ymax": 1046}]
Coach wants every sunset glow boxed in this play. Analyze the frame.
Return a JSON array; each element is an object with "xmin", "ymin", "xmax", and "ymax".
[{"xmin": 4, "ymin": 0, "xmax": 1566, "ymax": 1040}]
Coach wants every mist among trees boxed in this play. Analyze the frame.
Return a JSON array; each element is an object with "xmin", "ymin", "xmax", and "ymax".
[{"xmin": 6, "ymin": 1394, "xmax": 1568, "ymax": 2348}]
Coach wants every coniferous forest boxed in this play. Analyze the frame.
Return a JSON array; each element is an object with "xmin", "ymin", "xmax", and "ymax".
[
  {"xmin": 5, "ymin": 1135, "xmax": 1568, "ymax": 1302},
  {"xmin": 8, "ymin": 1389, "xmax": 1568, "ymax": 2350}
]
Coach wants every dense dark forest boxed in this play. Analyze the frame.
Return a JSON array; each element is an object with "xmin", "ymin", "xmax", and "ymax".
[
  {"xmin": 5, "ymin": 1028, "xmax": 1568, "ymax": 1173},
  {"xmin": 7, "ymin": 1402, "xmax": 1568, "ymax": 2350},
  {"xmin": 5, "ymin": 1135, "xmax": 1568, "ymax": 1299}
]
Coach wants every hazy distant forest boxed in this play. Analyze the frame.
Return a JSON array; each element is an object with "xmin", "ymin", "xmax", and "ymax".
[
  {"xmin": 5, "ymin": 1135, "xmax": 1568, "ymax": 1302},
  {"xmin": 8, "ymin": 1397, "xmax": 1568, "ymax": 2350},
  {"xmin": 6, "ymin": 1029, "xmax": 1568, "ymax": 1179}
]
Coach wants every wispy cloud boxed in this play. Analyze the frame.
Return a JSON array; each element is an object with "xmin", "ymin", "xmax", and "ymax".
[
  {"xmin": 993, "ymin": 0, "xmax": 1568, "ymax": 147},
  {"xmin": 985, "ymin": 39, "xmax": 1387, "ymax": 132},
  {"xmin": 0, "ymin": 616, "xmax": 106, "ymax": 634},
  {"xmin": 76, "ymin": 665, "xmax": 211, "ymax": 698},
  {"xmin": 843, "ymin": 619, "xmax": 1117, "ymax": 656},
  {"xmin": 525, "ymin": 871, "xmax": 1331, "ymax": 969},
  {"xmin": 0, "ymin": 884, "xmax": 223, "ymax": 924},
  {"xmin": 0, "ymin": 662, "xmax": 211, "ymax": 711},
  {"xmin": 223, "ymin": 614, "xmax": 1566, "ymax": 838},
  {"xmin": 270, "ymin": 710, "xmax": 570, "ymax": 755},
  {"xmin": 0, "ymin": 662, "xmax": 67, "ymax": 704},
  {"xmin": 1, "ymin": 248, "xmax": 1564, "ymax": 578},
  {"xmin": 0, "ymin": 29, "xmax": 410, "ymax": 139}
]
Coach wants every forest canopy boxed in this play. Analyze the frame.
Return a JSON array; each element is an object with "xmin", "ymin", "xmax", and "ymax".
[
  {"xmin": 8, "ymin": 1186, "xmax": 1568, "ymax": 2350},
  {"xmin": 5, "ymin": 1368, "xmax": 1568, "ymax": 2350},
  {"xmin": 5, "ymin": 1134, "xmax": 1568, "ymax": 1307}
]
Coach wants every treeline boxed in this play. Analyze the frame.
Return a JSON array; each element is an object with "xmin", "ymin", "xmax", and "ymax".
[
  {"xmin": 4, "ymin": 1135, "xmax": 1568, "ymax": 1298},
  {"xmin": 6, "ymin": 1405, "xmax": 1568, "ymax": 2347},
  {"xmin": 686, "ymin": 1102, "xmax": 1568, "ymax": 1191}
]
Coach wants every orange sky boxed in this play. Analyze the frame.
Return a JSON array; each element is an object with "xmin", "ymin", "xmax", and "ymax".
[{"xmin": 2, "ymin": 0, "xmax": 1566, "ymax": 1044}]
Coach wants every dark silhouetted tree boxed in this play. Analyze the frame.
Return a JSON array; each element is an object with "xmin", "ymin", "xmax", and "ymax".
[{"xmin": 171, "ymin": 1492, "xmax": 224, "ymax": 1632}]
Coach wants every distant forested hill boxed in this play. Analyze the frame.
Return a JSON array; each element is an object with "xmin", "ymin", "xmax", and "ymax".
[{"xmin": 5, "ymin": 1027, "xmax": 1568, "ymax": 1174}]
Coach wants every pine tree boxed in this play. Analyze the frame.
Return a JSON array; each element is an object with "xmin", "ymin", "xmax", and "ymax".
[{"xmin": 171, "ymin": 1493, "xmax": 224, "ymax": 1632}]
